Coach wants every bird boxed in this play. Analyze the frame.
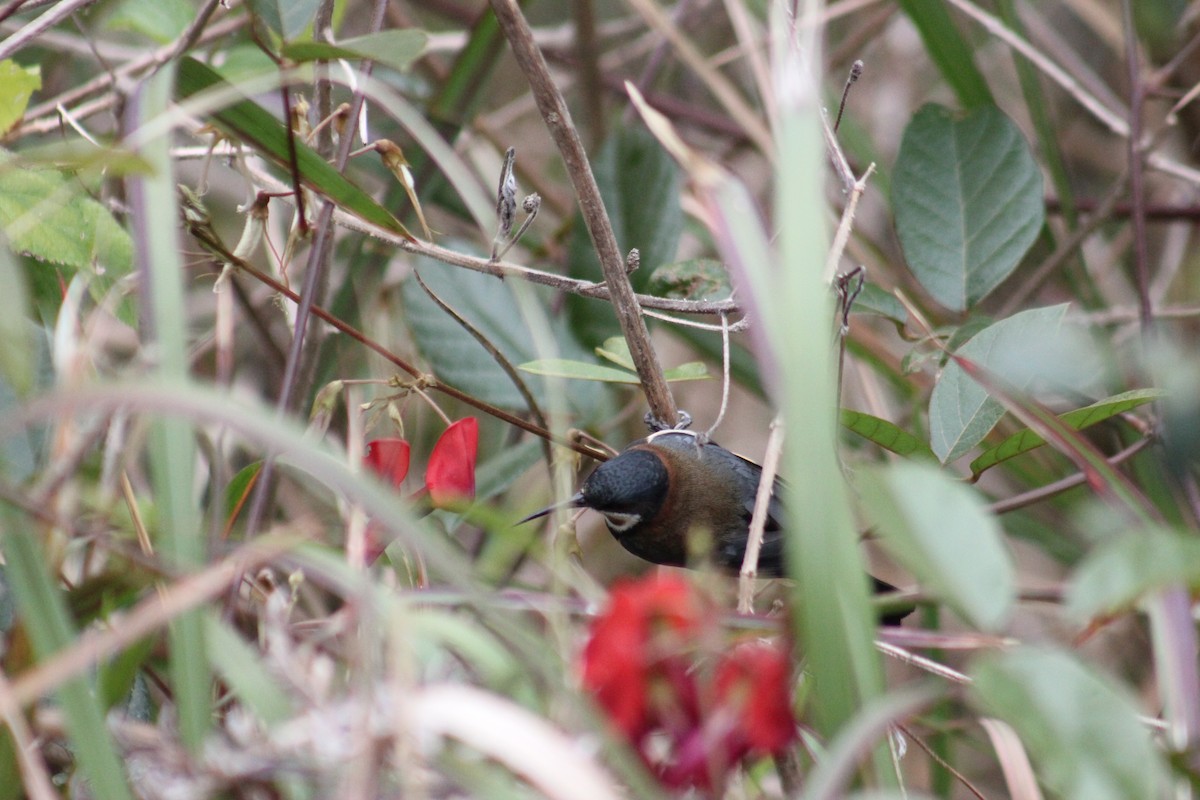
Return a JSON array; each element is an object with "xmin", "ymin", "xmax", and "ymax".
[{"xmin": 521, "ymin": 429, "xmax": 910, "ymax": 621}]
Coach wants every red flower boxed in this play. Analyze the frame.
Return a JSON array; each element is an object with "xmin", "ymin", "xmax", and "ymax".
[
  {"xmin": 364, "ymin": 438, "xmax": 411, "ymax": 486},
  {"xmin": 582, "ymin": 574, "xmax": 704, "ymax": 740},
  {"xmin": 715, "ymin": 643, "xmax": 796, "ymax": 754},
  {"xmin": 580, "ymin": 574, "xmax": 797, "ymax": 793},
  {"xmin": 425, "ymin": 417, "xmax": 478, "ymax": 508},
  {"xmin": 361, "ymin": 418, "xmax": 477, "ymax": 562}
]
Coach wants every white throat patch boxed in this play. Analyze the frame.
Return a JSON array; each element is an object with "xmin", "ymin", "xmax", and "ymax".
[{"xmin": 602, "ymin": 511, "xmax": 641, "ymax": 533}]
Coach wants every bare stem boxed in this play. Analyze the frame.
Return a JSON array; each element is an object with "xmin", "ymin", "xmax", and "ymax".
[{"xmin": 489, "ymin": 0, "xmax": 679, "ymax": 427}]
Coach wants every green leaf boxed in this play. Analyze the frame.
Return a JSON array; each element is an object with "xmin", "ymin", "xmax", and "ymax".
[
  {"xmin": 520, "ymin": 358, "xmax": 641, "ymax": 384},
  {"xmin": 224, "ymin": 461, "xmax": 263, "ymax": 527},
  {"xmin": 281, "ymin": 30, "xmax": 428, "ymax": 73},
  {"xmin": 401, "ymin": 259, "xmax": 611, "ymax": 423},
  {"xmin": 102, "ymin": 0, "xmax": 194, "ymax": 43},
  {"xmin": 206, "ymin": 616, "xmax": 294, "ymax": 725},
  {"xmin": 849, "ymin": 282, "xmax": 907, "ymax": 324},
  {"xmin": 896, "ymin": 1, "xmax": 994, "ymax": 109},
  {"xmin": 1067, "ymin": 526, "xmax": 1200, "ymax": 620},
  {"xmin": 970, "ymin": 646, "xmax": 1168, "ymax": 800},
  {"xmin": 246, "ymin": 0, "xmax": 320, "ymax": 41},
  {"xmin": 519, "ymin": 358, "xmax": 707, "ymax": 384},
  {"xmin": 594, "ymin": 336, "xmax": 636, "ymax": 370},
  {"xmin": 0, "ymin": 60, "xmax": 39, "ymax": 134},
  {"xmin": 0, "ymin": 153, "xmax": 133, "ymax": 275},
  {"xmin": 3, "ymin": 518, "xmax": 134, "ymax": 800},
  {"xmin": 859, "ymin": 461, "xmax": 1014, "ymax": 631},
  {"xmin": 839, "ymin": 410, "xmax": 934, "ymax": 459},
  {"xmin": 98, "ymin": 635, "xmax": 155, "ymax": 711},
  {"xmin": 175, "ymin": 57, "xmax": 411, "ymax": 238},
  {"xmin": 930, "ymin": 304, "xmax": 1105, "ymax": 463},
  {"xmin": 0, "ymin": 247, "xmax": 31, "ymax": 396},
  {"xmin": 646, "ymin": 257, "xmax": 732, "ymax": 301},
  {"xmin": 566, "ymin": 127, "xmax": 683, "ymax": 347},
  {"xmin": 892, "ymin": 104, "xmax": 1044, "ymax": 311},
  {"xmin": 970, "ymin": 388, "xmax": 1163, "ymax": 478}
]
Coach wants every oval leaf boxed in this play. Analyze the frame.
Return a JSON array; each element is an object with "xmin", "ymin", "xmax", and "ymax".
[
  {"xmin": 970, "ymin": 646, "xmax": 1167, "ymax": 800},
  {"xmin": 282, "ymin": 30, "xmax": 428, "ymax": 73},
  {"xmin": 839, "ymin": 409, "xmax": 934, "ymax": 459},
  {"xmin": 0, "ymin": 60, "xmax": 40, "ymax": 134},
  {"xmin": 930, "ymin": 304, "xmax": 1107, "ymax": 463},
  {"xmin": 1067, "ymin": 526, "xmax": 1200, "ymax": 620},
  {"xmin": 892, "ymin": 104, "xmax": 1044, "ymax": 311},
  {"xmin": 519, "ymin": 359, "xmax": 640, "ymax": 384},
  {"xmin": 970, "ymin": 388, "xmax": 1163, "ymax": 478},
  {"xmin": 859, "ymin": 461, "xmax": 1014, "ymax": 631}
]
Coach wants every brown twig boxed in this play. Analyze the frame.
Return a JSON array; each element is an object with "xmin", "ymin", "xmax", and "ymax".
[
  {"xmin": 184, "ymin": 212, "xmax": 607, "ymax": 461},
  {"xmin": 245, "ymin": 0, "xmax": 391, "ymax": 535},
  {"xmin": 489, "ymin": 0, "xmax": 679, "ymax": 428},
  {"xmin": 413, "ymin": 270, "xmax": 552, "ymax": 466},
  {"xmin": 1122, "ymin": 0, "xmax": 1153, "ymax": 331}
]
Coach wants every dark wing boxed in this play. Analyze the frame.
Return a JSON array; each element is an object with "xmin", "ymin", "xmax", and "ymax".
[{"xmin": 706, "ymin": 445, "xmax": 788, "ymax": 577}]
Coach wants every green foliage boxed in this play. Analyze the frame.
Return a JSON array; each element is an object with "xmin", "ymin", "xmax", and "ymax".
[
  {"xmin": 971, "ymin": 647, "xmax": 1169, "ymax": 800},
  {"xmin": 859, "ymin": 461, "xmax": 1015, "ymax": 631},
  {"xmin": 970, "ymin": 388, "xmax": 1163, "ymax": 478},
  {"xmin": 281, "ymin": 30, "xmax": 428, "ymax": 72},
  {"xmin": 400, "ymin": 260, "xmax": 612, "ymax": 422},
  {"xmin": 566, "ymin": 127, "xmax": 683, "ymax": 347},
  {"xmin": 175, "ymin": 58, "xmax": 411, "ymax": 237},
  {"xmin": 892, "ymin": 104, "xmax": 1044, "ymax": 311},
  {"xmin": 929, "ymin": 304, "xmax": 1105, "ymax": 462},
  {"xmin": 0, "ymin": 151, "xmax": 133, "ymax": 275},
  {"xmin": 1068, "ymin": 526, "xmax": 1200, "ymax": 619},
  {"xmin": 0, "ymin": 60, "xmax": 39, "ymax": 134}
]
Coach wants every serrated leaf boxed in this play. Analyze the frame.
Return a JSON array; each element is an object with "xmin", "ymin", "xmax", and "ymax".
[
  {"xmin": 282, "ymin": 30, "xmax": 427, "ymax": 73},
  {"xmin": 176, "ymin": 57, "xmax": 411, "ymax": 238},
  {"xmin": 246, "ymin": 0, "xmax": 320, "ymax": 41},
  {"xmin": 930, "ymin": 304, "xmax": 1106, "ymax": 463},
  {"xmin": 0, "ymin": 60, "xmax": 39, "ymax": 134},
  {"xmin": 859, "ymin": 462, "xmax": 1014, "ymax": 631},
  {"xmin": 566, "ymin": 127, "xmax": 682, "ymax": 347},
  {"xmin": 839, "ymin": 410, "xmax": 934, "ymax": 459},
  {"xmin": 892, "ymin": 104, "xmax": 1044, "ymax": 311},
  {"xmin": 0, "ymin": 154, "xmax": 133, "ymax": 275},
  {"xmin": 1067, "ymin": 526, "xmax": 1200, "ymax": 619},
  {"xmin": 970, "ymin": 388, "xmax": 1163, "ymax": 477},
  {"xmin": 970, "ymin": 647, "xmax": 1167, "ymax": 800},
  {"xmin": 402, "ymin": 259, "xmax": 611, "ymax": 422}
]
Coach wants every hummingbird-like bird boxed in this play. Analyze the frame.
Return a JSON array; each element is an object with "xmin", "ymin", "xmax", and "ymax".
[{"xmin": 521, "ymin": 429, "xmax": 909, "ymax": 620}]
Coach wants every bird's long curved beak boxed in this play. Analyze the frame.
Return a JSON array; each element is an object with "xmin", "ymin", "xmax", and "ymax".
[{"xmin": 516, "ymin": 492, "xmax": 585, "ymax": 525}]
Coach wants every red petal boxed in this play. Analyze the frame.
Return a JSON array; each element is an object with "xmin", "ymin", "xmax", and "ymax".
[
  {"xmin": 715, "ymin": 643, "xmax": 796, "ymax": 753},
  {"xmin": 426, "ymin": 418, "xmax": 478, "ymax": 507},
  {"xmin": 580, "ymin": 575, "xmax": 706, "ymax": 741},
  {"xmin": 364, "ymin": 439, "xmax": 411, "ymax": 487}
]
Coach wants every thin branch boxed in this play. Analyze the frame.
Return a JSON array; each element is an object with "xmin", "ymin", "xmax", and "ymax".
[
  {"xmin": 738, "ymin": 415, "xmax": 784, "ymax": 613},
  {"xmin": 413, "ymin": 270, "xmax": 552, "ymax": 465},
  {"xmin": 0, "ymin": 0, "xmax": 101, "ymax": 61},
  {"xmin": 182, "ymin": 212, "xmax": 607, "ymax": 461},
  {"xmin": 1121, "ymin": 1, "xmax": 1153, "ymax": 331},
  {"xmin": 489, "ymin": 0, "xmax": 679, "ymax": 426}
]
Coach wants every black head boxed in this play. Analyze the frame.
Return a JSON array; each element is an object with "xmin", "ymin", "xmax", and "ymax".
[{"xmin": 578, "ymin": 448, "xmax": 669, "ymax": 532}]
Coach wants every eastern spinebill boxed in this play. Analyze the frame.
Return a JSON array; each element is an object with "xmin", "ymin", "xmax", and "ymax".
[{"xmin": 520, "ymin": 429, "xmax": 911, "ymax": 621}]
